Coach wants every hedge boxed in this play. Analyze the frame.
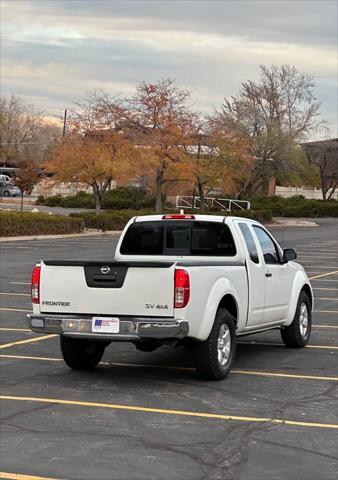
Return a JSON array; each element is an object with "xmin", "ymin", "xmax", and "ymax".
[
  {"xmin": 249, "ymin": 196, "xmax": 338, "ymax": 217},
  {"xmin": 70, "ymin": 208, "xmax": 272, "ymax": 231},
  {"xmin": 0, "ymin": 211, "xmax": 85, "ymax": 237},
  {"xmin": 70, "ymin": 209, "xmax": 154, "ymax": 231},
  {"xmin": 37, "ymin": 187, "xmax": 156, "ymax": 210},
  {"xmin": 38, "ymin": 189, "xmax": 338, "ymax": 218}
]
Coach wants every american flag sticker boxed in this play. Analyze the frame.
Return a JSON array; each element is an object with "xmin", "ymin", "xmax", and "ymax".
[{"xmin": 92, "ymin": 317, "xmax": 119, "ymax": 333}]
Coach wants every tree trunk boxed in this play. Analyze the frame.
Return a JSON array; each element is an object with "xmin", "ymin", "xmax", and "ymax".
[
  {"xmin": 92, "ymin": 184, "xmax": 102, "ymax": 215},
  {"xmin": 155, "ymin": 167, "xmax": 165, "ymax": 212},
  {"xmin": 326, "ymin": 182, "xmax": 337, "ymax": 201},
  {"xmin": 197, "ymin": 178, "xmax": 205, "ymax": 213},
  {"xmin": 20, "ymin": 193, "xmax": 24, "ymax": 211},
  {"xmin": 320, "ymin": 171, "xmax": 327, "ymax": 200}
]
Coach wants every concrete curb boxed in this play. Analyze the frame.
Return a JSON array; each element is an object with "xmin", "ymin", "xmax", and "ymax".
[
  {"xmin": 0, "ymin": 230, "xmax": 123, "ymax": 242},
  {"xmin": 270, "ymin": 217, "xmax": 319, "ymax": 227}
]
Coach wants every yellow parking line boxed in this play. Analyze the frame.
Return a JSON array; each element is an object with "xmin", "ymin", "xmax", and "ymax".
[
  {"xmin": 309, "ymin": 270, "xmax": 338, "ymax": 280},
  {"xmin": 312, "ymin": 279, "xmax": 338, "ymax": 282},
  {"xmin": 0, "ymin": 328, "xmax": 31, "ymax": 332},
  {"xmin": 0, "ymin": 472, "xmax": 62, "ymax": 480},
  {"xmin": 0, "ymin": 292, "xmax": 30, "ymax": 297},
  {"xmin": 1, "ymin": 395, "xmax": 337, "ymax": 429},
  {"xmin": 313, "ymin": 287, "xmax": 338, "ymax": 290},
  {"xmin": 312, "ymin": 325, "xmax": 338, "ymax": 329},
  {"xmin": 314, "ymin": 310, "xmax": 338, "ymax": 314},
  {"xmin": 315, "ymin": 297, "xmax": 338, "ymax": 300},
  {"xmin": 231, "ymin": 369, "xmax": 338, "ymax": 382},
  {"xmin": 306, "ymin": 345, "xmax": 338, "ymax": 350},
  {"xmin": 237, "ymin": 342, "xmax": 338, "ymax": 350},
  {"xmin": 0, "ymin": 335, "xmax": 57, "ymax": 350},
  {"xmin": 0, "ymin": 307, "xmax": 32, "ymax": 313},
  {"xmin": 1, "ymin": 354, "xmax": 337, "ymax": 382},
  {"xmin": 0, "ymin": 354, "xmax": 61, "ymax": 362}
]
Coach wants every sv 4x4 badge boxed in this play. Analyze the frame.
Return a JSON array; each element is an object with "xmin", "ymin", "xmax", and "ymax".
[{"xmin": 145, "ymin": 304, "xmax": 169, "ymax": 310}]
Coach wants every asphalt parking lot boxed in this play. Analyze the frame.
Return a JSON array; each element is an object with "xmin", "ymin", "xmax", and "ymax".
[{"xmin": 0, "ymin": 218, "xmax": 337, "ymax": 480}]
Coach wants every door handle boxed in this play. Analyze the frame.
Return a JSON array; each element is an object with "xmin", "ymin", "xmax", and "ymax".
[{"xmin": 265, "ymin": 273, "xmax": 272, "ymax": 277}]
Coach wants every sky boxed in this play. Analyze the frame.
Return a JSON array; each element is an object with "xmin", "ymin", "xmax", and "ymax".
[{"xmin": 1, "ymin": 0, "xmax": 338, "ymax": 138}]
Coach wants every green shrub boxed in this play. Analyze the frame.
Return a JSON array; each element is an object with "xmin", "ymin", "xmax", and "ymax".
[
  {"xmin": 61, "ymin": 191, "xmax": 95, "ymax": 208},
  {"xmin": 70, "ymin": 208, "xmax": 272, "ymax": 231},
  {"xmin": 41, "ymin": 194, "xmax": 64, "ymax": 207},
  {"xmin": 0, "ymin": 211, "xmax": 85, "ymax": 237},
  {"xmin": 37, "ymin": 187, "xmax": 156, "ymax": 210},
  {"xmin": 249, "ymin": 196, "xmax": 338, "ymax": 217},
  {"xmin": 102, "ymin": 187, "xmax": 155, "ymax": 210},
  {"xmin": 70, "ymin": 209, "xmax": 154, "ymax": 231}
]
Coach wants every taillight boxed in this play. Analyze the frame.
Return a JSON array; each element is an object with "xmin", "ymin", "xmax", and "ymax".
[
  {"xmin": 31, "ymin": 265, "xmax": 41, "ymax": 304},
  {"xmin": 174, "ymin": 269, "xmax": 190, "ymax": 308}
]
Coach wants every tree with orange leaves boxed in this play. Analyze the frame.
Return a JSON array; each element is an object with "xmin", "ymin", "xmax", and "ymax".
[
  {"xmin": 45, "ymin": 131, "xmax": 137, "ymax": 214},
  {"xmin": 130, "ymin": 79, "xmax": 194, "ymax": 211},
  {"xmin": 45, "ymin": 91, "xmax": 139, "ymax": 214}
]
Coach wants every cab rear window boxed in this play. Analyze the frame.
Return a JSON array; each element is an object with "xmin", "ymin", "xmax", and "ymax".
[{"xmin": 120, "ymin": 221, "xmax": 236, "ymax": 256}]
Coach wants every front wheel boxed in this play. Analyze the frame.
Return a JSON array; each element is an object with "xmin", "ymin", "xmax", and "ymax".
[
  {"xmin": 281, "ymin": 291, "xmax": 312, "ymax": 348},
  {"xmin": 60, "ymin": 336, "xmax": 106, "ymax": 370},
  {"xmin": 192, "ymin": 308, "xmax": 236, "ymax": 380}
]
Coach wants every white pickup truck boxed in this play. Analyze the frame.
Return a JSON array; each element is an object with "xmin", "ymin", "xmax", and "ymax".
[{"xmin": 28, "ymin": 214, "xmax": 313, "ymax": 380}]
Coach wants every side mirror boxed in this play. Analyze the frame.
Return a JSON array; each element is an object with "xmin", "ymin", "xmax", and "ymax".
[{"xmin": 282, "ymin": 248, "xmax": 297, "ymax": 263}]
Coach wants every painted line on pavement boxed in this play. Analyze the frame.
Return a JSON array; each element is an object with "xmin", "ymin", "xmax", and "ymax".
[
  {"xmin": 0, "ymin": 354, "xmax": 61, "ymax": 362},
  {"xmin": 1, "ymin": 395, "xmax": 337, "ymax": 430},
  {"xmin": 312, "ymin": 325, "xmax": 338, "ymax": 329},
  {"xmin": 0, "ymin": 328, "xmax": 31, "ymax": 332},
  {"xmin": 313, "ymin": 287, "xmax": 338, "ymax": 290},
  {"xmin": 0, "ymin": 308, "xmax": 32, "ymax": 313},
  {"xmin": 314, "ymin": 310, "xmax": 338, "ymax": 314},
  {"xmin": 302, "ymin": 265, "xmax": 338, "ymax": 269},
  {"xmin": 0, "ymin": 292, "xmax": 30, "ymax": 297},
  {"xmin": 0, "ymin": 335, "xmax": 57, "ymax": 350},
  {"xmin": 237, "ymin": 342, "xmax": 338, "ymax": 350},
  {"xmin": 10, "ymin": 282, "xmax": 30, "ymax": 285},
  {"xmin": 0, "ymin": 472, "xmax": 62, "ymax": 480},
  {"xmin": 1, "ymin": 354, "xmax": 337, "ymax": 382},
  {"xmin": 312, "ymin": 280, "xmax": 338, "ymax": 283},
  {"xmin": 309, "ymin": 271, "xmax": 338, "ymax": 280},
  {"xmin": 314, "ymin": 297, "xmax": 338, "ymax": 300}
]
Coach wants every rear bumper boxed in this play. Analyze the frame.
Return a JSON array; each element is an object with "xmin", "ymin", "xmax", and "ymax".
[{"xmin": 27, "ymin": 314, "xmax": 189, "ymax": 341}]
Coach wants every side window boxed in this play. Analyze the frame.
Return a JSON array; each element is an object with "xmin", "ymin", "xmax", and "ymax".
[
  {"xmin": 238, "ymin": 223, "xmax": 259, "ymax": 264},
  {"xmin": 253, "ymin": 226, "xmax": 280, "ymax": 264},
  {"xmin": 191, "ymin": 222, "xmax": 236, "ymax": 256}
]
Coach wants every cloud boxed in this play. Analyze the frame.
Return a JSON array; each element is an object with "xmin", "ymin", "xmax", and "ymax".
[{"xmin": 1, "ymin": 0, "xmax": 337, "ymax": 136}]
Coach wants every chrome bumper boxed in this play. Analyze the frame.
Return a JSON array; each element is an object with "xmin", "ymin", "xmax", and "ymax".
[{"xmin": 27, "ymin": 314, "xmax": 189, "ymax": 341}]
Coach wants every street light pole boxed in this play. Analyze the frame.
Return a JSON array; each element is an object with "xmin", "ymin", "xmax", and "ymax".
[{"xmin": 62, "ymin": 109, "xmax": 67, "ymax": 137}]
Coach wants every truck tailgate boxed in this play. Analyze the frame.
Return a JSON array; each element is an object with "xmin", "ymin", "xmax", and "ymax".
[{"xmin": 39, "ymin": 260, "xmax": 175, "ymax": 317}]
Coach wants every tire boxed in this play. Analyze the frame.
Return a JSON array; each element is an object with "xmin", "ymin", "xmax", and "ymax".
[
  {"xmin": 60, "ymin": 336, "xmax": 106, "ymax": 370},
  {"xmin": 3, "ymin": 191, "xmax": 10, "ymax": 197},
  {"xmin": 281, "ymin": 291, "xmax": 312, "ymax": 348},
  {"xmin": 192, "ymin": 308, "xmax": 236, "ymax": 380}
]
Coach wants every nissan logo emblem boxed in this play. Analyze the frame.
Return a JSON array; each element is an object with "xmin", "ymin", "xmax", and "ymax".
[{"xmin": 100, "ymin": 266, "xmax": 111, "ymax": 274}]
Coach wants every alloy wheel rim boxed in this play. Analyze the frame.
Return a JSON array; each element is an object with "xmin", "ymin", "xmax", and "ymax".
[
  {"xmin": 217, "ymin": 324, "xmax": 231, "ymax": 366},
  {"xmin": 299, "ymin": 303, "xmax": 309, "ymax": 337}
]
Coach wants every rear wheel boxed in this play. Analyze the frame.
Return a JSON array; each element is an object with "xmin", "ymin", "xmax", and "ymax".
[
  {"xmin": 281, "ymin": 291, "xmax": 312, "ymax": 348},
  {"xmin": 60, "ymin": 336, "xmax": 106, "ymax": 370},
  {"xmin": 192, "ymin": 308, "xmax": 236, "ymax": 380},
  {"xmin": 3, "ymin": 191, "xmax": 10, "ymax": 197}
]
